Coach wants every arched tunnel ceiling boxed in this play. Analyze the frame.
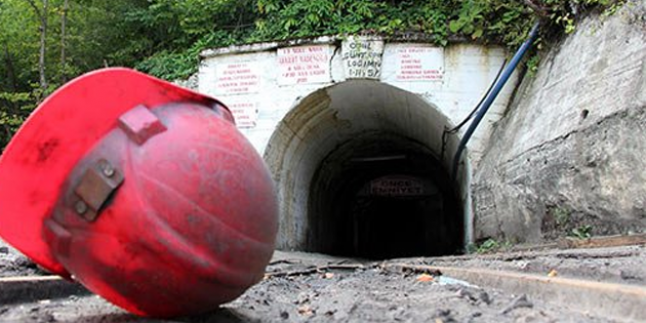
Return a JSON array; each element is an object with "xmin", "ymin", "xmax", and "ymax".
[
  {"xmin": 277, "ymin": 80, "xmax": 454, "ymax": 163},
  {"xmin": 264, "ymin": 80, "xmax": 468, "ymax": 253}
]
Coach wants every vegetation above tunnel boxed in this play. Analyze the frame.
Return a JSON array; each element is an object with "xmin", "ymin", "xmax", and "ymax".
[{"xmin": 0, "ymin": 0, "xmax": 626, "ymax": 150}]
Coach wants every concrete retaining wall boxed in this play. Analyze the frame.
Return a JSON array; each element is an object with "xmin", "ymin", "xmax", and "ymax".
[{"xmin": 473, "ymin": 0, "xmax": 646, "ymax": 243}]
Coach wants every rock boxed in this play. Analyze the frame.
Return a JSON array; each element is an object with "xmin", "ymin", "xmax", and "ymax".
[
  {"xmin": 478, "ymin": 290, "xmax": 491, "ymax": 305},
  {"xmin": 500, "ymin": 294, "xmax": 533, "ymax": 315},
  {"xmin": 433, "ymin": 309, "xmax": 457, "ymax": 323}
]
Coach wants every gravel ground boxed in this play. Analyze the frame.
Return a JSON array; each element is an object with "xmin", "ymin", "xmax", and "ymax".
[
  {"xmin": 0, "ymin": 262, "xmax": 612, "ymax": 323},
  {"xmin": 1, "ymin": 240, "xmax": 645, "ymax": 322},
  {"xmin": 0, "ymin": 243, "xmax": 47, "ymax": 278},
  {"xmin": 390, "ymin": 245, "xmax": 646, "ymax": 286}
]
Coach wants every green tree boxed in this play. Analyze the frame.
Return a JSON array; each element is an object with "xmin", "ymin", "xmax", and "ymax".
[
  {"xmin": 0, "ymin": 0, "xmax": 626, "ymax": 151},
  {"xmin": 0, "ymin": 0, "xmax": 150, "ymax": 149}
]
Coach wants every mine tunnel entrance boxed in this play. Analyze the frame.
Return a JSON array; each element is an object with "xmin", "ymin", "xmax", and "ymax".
[
  {"xmin": 265, "ymin": 80, "xmax": 469, "ymax": 260},
  {"xmin": 307, "ymin": 134, "xmax": 463, "ymax": 259}
]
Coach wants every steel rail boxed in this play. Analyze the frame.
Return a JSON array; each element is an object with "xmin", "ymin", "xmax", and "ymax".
[{"xmin": 385, "ymin": 263, "xmax": 646, "ymax": 322}]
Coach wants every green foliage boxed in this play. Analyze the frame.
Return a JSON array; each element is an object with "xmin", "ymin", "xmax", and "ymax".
[
  {"xmin": 254, "ymin": 0, "xmax": 381, "ymax": 38},
  {"xmin": 553, "ymin": 206, "xmax": 571, "ymax": 227},
  {"xmin": 0, "ymin": 0, "xmax": 150, "ymax": 150},
  {"xmin": 525, "ymin": 53, "xmax": 543, "ymax": 77},
  {"xmin": 127, "ymin": 0, "xmax": 630, "ymax": 81},
  {"xmin": 251, "ymin": 0, "xmax": 528, "ymax": 46},
  {"xmin": 570, "ymin": 225, "xmax": 593, "ymax": 239},
  {"xmin": 449, "ymin": 1, "xmax": 486, "ymax": 38},
  {"xmin": 0, "ymin": 0, "xmax": 628, "ymax": 152},
  {"xmin": 467, "ymin": 238, "xmax": 513, "ymax": 254},
  {"xmin": 125, "ymin": 0, "xmax": 257, "ymax": 79},
  {"xmin": 541, "ymin": 0, "xmax": 627, "ymax": 34},
  {"xmin": 0, "ymin": 91, "xmax": 33, "ymax": 151}
]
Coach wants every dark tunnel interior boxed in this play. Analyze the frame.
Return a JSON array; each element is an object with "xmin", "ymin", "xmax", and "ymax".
[{"xmin": 306, "ymin": 132, "xmax": 464, "ymax": 260}]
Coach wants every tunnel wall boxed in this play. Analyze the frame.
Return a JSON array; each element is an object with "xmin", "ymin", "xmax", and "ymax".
[
  {"xmin": 264, "ymin": 81, "xmax": 466, "ymax": 251},
  {"xmin": 198, "ymin": 37, "xmax": 520, "ymax": 251}
]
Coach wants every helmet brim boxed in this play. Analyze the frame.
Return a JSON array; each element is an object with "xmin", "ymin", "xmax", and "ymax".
[{"xmin": 0, "ymin": 68, "xmax": 226, "ymax": 276}]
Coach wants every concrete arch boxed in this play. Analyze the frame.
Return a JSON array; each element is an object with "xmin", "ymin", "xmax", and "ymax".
[{"xmin": 264, "ymin": 80, "xmax": 471, "ymax": 258}]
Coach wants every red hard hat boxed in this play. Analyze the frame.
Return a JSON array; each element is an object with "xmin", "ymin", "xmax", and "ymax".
[{"xmin": 0, "ymin": 68, "xmax": 278, "ymax": 317}]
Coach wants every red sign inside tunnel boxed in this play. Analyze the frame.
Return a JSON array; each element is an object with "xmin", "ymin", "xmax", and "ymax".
[{"xmin": 369, "ymin": 175, "xmax": 426, "ymax": 197}]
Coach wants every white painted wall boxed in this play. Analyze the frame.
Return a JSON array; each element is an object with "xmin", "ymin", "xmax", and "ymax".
[
  {"xmin": 198, "ymin": 36, "xmax": 519, "ymax": 249},
  {"xmin": 199, "ymin": 37, "xmax": 517, "ymax": 166}
]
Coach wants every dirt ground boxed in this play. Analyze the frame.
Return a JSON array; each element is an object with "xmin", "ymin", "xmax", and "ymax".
[
  {"xmin": 416, "ymin": 246, "xmax": 646, "ymax": 286},
  {"xmin": 0, "ymin": 245, "xmax": 48, "ymax": 278},
  {"xmin": 1, "ymin": 241, "xmax": 645, "ymax": 322}
]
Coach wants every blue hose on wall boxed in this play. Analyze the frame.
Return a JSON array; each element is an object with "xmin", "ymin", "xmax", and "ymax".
[{"xmin": 451, "ymin": 22, "xmax": 541, "ymax": 181}]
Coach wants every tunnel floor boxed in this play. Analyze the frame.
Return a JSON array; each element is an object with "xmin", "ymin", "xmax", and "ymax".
[
  {"xmin": 3, "ymin": 247, "xmax": 643, "ymax": 322},
  {"xmin": 307, "ymin": 133, "xmax": 464, "ymax": 259}
]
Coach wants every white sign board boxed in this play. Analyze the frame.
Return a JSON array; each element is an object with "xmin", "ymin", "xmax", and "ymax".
[
  {"xmin": 222, "ymin": 99, "xmax": 259, "ymax": 129},
  {"xmin": 277, "ymin": 45, "xmax": 332, "ymax": 85},
  {"xmin": 342, "ymin": 36, "xmax": 384, "ymax": 79},
  {"xmin": 396, "ymin": 47, "xmax": 444, "ymax": 82},
  {"xmin": 215, "ymin": 62, "xmax": 261, "ymax": 95}
]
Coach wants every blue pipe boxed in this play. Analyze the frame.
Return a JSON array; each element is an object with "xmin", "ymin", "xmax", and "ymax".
[{"xmin": 451, "ymin": 22, "xmax": 541, "ymax": 181}]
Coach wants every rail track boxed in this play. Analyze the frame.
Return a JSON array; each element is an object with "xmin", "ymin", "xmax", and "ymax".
[
  {"xmin": 2, "ymin": 263, "xmax": 645, "ymax": 322},
  {"xmin": 1, "ymin": 241, "xmax": 645, "ymax": 322},
  {"xmin": 384, "ymin": 263, "xmax": 646, "ymax": 322}
]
